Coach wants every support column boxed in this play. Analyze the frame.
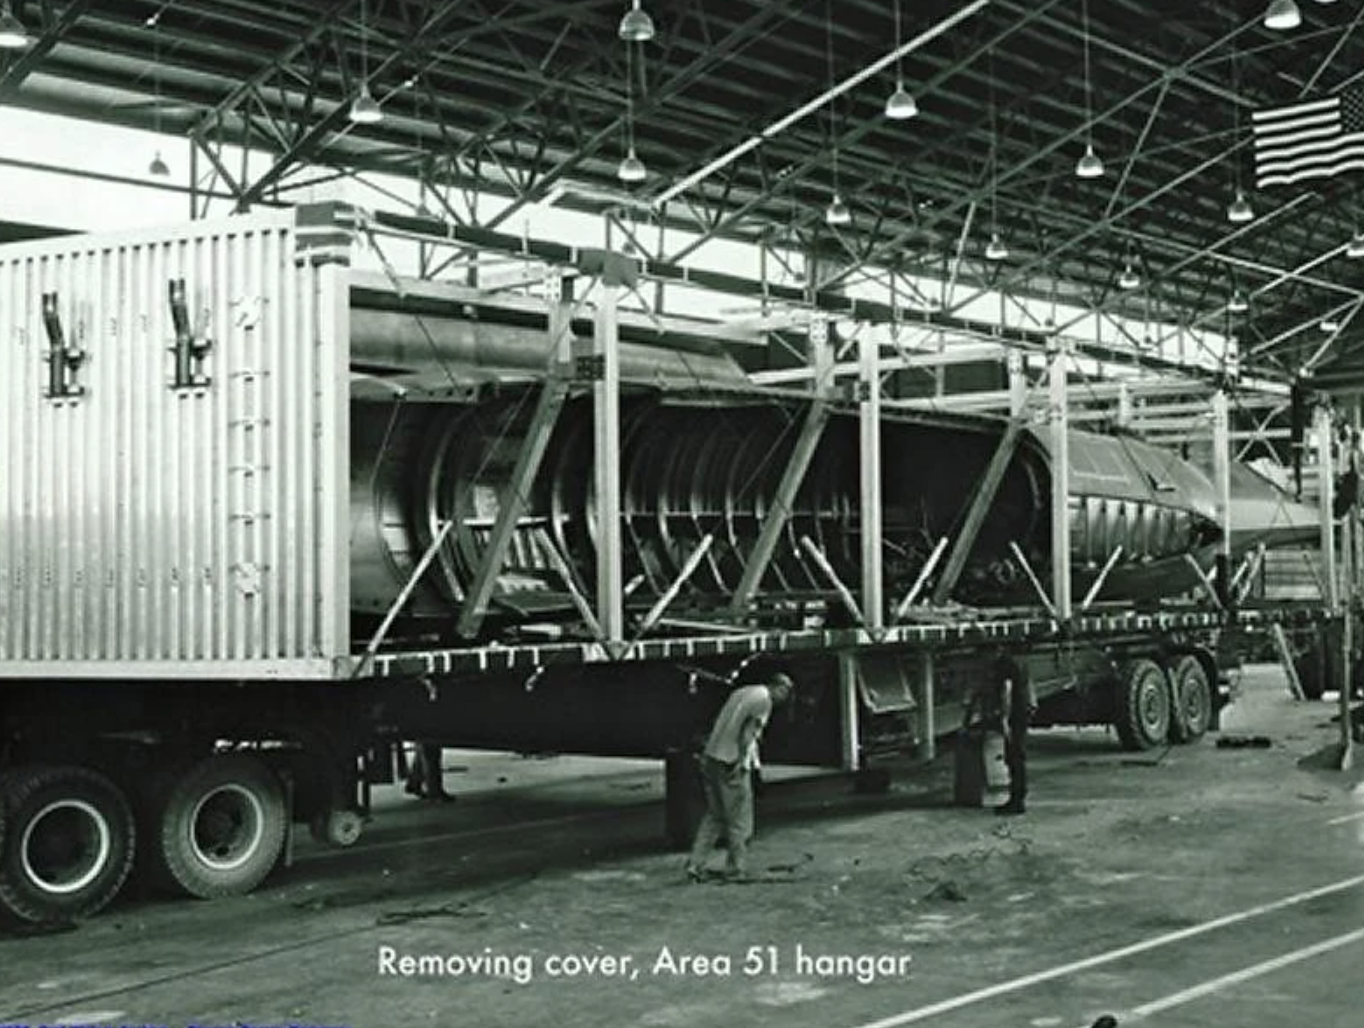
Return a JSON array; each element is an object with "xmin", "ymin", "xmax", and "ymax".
[
  {"xmin": 1048, "ymin": 336, "xmax": 1072, "ymax": 622},
  {"xmin": 859, "ymin": 326, "xmax": 884, "ymax": 632},
  {"xmin": 594, "ymin": 261, "xmax": 628, "ymax": 645},
  {"xmin": 918, "ymin": 650, "xmax": 936, "ymax": 762},
  {"xmin": 1212, "ymin": 389, "xmax": 1232, "ymax": 607},
  {"xmin": 838, "ymin": 652, "xmax": 861, "ymax": 772},
  {"xmin": 1007, "ymin": 347, "xmax": 1027, "ymax": 417}
]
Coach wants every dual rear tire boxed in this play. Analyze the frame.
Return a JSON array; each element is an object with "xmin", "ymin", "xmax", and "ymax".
[{"xmin": 1114, "ymin": 654, "xmax": 1212, "ymax": 751}]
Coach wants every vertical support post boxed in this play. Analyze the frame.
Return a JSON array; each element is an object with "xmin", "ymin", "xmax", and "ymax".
[
  {"xmin": 858, "ymin": 326, "xmax": 884, "ymax": 632},
  {"xmin": 1341, "ymin": 403, "xmax": 1359, "ymax": 770},
  {"xmin": 1319, "ymin": 404, "xmax": 1338, "ymax": 610},
  {"xmin": 918, "ymin": 650, "xmax": 936, "ymax": 762},
  {"xmin": 594, "ymin": 262, "xmax": 626, "ymax": 645},
  {"xmin": 1007, "ymin": 347, "xmax": 1027, "ymax": 417},
  {"xmin": 1212, "ymin": 389, "xmax": 1232, "ymax": 607},
  {"xmin": 1048, "ymin": 336, "xmax": 1072, "ymax": 622},
  {"xmin": 838, "ymin": 652, "xmax": 861, "ymax": 772},
  {"xmin": 1116, "ymin": 381, "xmax": 1133, "ymax": 431}
]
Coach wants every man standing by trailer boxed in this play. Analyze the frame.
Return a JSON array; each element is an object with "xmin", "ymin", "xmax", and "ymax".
[
  {"xmin": 993, "ymin": 648, "xmax": 1035, "ymax": 816},
  {"xmin": 685, "ymin": 672, "xmax": 795, "ymax": 882}
]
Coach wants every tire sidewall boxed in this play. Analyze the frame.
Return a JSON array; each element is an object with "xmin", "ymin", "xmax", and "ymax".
[
  {"xmin": 155, "ymin": 754, "xmax": 286, "ymax": 899},
  {"xmin": 1169, "ymin": 656, "xmax": 1212, "ymax": 743},
  {"xmin": 1116, "ymin": 659, "xmax": 1172, "ymax": 750},
  {"xmin": 0, "ymin": 766, "xmax": 135, "ymax": 923}
]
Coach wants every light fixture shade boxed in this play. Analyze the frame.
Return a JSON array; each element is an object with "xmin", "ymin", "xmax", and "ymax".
[
  {"xmin": 1228, "ymin": 289, "xmax": 1250, "ymax": 314},
  {"xmin": 1118, "ymin": 262, "xmax": 1141, "ymax": 290},
  {"xmin": 617, "ymin": 147, "xmax": 647, "ymax": 183},
  {"xmin": 884, "ymin": 83, "xmax": 918, "ymax": 120},
  {"xmin": 1321, "ymin": 317, "xmax": 1342, "ymax": 333},
  {"xmin": 985, "ymin": 232, "xmax": 1010, "ymax": 261},
  {"xmin": 1075, "ymin": 144, "xmax": 1105, "ymax": 179},
  {"xmin": 1264, "ymin": 0, "xmax": 1301, "ymax": 30},
  {"xmin": 348, "ymin": 82, "xmax": 383, "ymax": 124},
  {"xmin": 618, "ymin": 1, "xmax": 655, "ymax": 43},
  {"xmin": 0, "ymin": 1, "xmax": 29, "ymax": 48},
  {"xmin": 1227, "ymin": 190, "xmax": 1255, "ymax": 224},
  {"xmin": 1347, "ymin": 231, "xmax": 1364, "ymax": 258},
  {"xmin": 148, "ymin": 151, "xmax": 170, "ymax": 177},
  {"xmin": 825, "ymin": 193, "xmax": 852, "ymax": 227}
]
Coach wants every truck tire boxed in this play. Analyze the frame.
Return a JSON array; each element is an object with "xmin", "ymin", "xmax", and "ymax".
[
  {"xmin": 0, "ymin": 765, "xmax": 135, "ymax": 923},
  {"xmin": 1168, "ymin": 655, "xmax": 1212, "ymax": 743},
  {"xmin": 148, "ymin": 753, "xmax": 286, "ymax": 899},
  {"xmin": 1114, "ymin": 658, "xmax": 1171, "ymax": 751}
]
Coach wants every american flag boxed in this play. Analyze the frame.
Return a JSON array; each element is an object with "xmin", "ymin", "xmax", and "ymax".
[{"xmin": 1252, "ymin": 85, "xmax": 1364, "ymax": 189}]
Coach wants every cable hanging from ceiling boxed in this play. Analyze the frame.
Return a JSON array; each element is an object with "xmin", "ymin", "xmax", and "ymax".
[
  {"xmin": 148, "ymin": 8, "xmax": 169, "ymax": 177},
  {"xmin": 985, "ymin": 45, "xmax": 1008, "ymax": 260},
  {"xmin": 349, "ymin": 0, "xmax": 383, "ymax": 125},
  {"xmin": 1227, "ymin": 23, "xmax": 1254, "ymax": 224},
  {"xmin": 618, "ymin": 33, "xmax": 647, "ymax": 183},
  {"xmin": 1075, "ymin": 0, "xmax": 1104, "ymax": 179},
  {"xmin": 885, "ymin": 0, "xmax": 918, "ymax": 120},
  {"xmin": 825, "ymin": 1, "xmax": 851, "ymax": 226}
]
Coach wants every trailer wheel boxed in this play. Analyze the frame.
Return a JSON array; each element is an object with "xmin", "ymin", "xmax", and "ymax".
[
  {"xmin": 1114, "ymin": 659, "xmax": 1171, "ymax": 751},
  {"xmin": 0, "ymin": 765, "xmax": 135, "ymax": 923},
  {"xmin": 1168, "ymin": 655, "xmax": 1212, "ymax": 743},
  {"xmin": 150, "ymin": 754, "xmax": 286, "ymax": 899}
]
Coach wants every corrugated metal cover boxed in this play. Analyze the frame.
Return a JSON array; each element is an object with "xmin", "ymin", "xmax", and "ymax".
[{"xmin": 0, "ymin": 209, "xmax": 349, "ymax": 678}]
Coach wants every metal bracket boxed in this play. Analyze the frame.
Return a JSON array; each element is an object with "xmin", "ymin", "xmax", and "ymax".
[
  {"xmin": 574, "ymin": 353, "xmax": 605, "ymax": 382},
  {"xmin": 41, "ymin": 292, "xmax": 86, "ymax": 401},
  {"xmin": 169, "ymin": 279, "xmax": 213, "ymax": 391}
]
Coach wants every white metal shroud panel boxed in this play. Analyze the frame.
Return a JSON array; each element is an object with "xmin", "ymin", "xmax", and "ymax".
[{"xmin": 0, "ymin": 208, "xmax": 349, "ymax": 679}]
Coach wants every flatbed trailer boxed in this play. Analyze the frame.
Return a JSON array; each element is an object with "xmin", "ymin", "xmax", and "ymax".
[{"xmin": 0, "ymin": 205, "xmax": 1338, "ymax": 926}]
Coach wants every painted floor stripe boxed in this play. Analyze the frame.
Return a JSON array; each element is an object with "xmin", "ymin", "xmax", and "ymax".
[
  {"xmin": 848, "ymin": 872, "xmax": 1364, "ymax": 1028},
  {"xmin": 1125, "ymin": 924, "xmax": 1364, "ymax": 1019}
]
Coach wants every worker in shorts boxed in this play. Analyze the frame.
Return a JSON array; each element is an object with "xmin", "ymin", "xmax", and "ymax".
[{"xmin": 684, "ymin": 672, "xmax": 794, "ymax": 882}]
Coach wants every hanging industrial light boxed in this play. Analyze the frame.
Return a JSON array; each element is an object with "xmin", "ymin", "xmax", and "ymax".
[
  {"xmin": 1118, "ymin": 259, "xmax": 1141, "ymax": 290},
  {"xmin": 1348, "ymin": 231, "xmax": 1364, "ymax": 258},
  {"xmin": 618, "ymin": 0, "xmax": 655, "ymax": 43},
  {"xmin": 149, "ymin": 151, "xmax": 169, "ymax": 177},
  {"xmin": 1075, "ymin": 0, "xmax": 1104, "ymax": 179},
  {"xmin": 1226, "ymin": 31, "xmax": 1253, "ymax": 225},
  {"xmin": 618, "ymin": 148, "xmax": 647, "ymax": 183},
  {"xmin": 884, "ymin": 0, "xmax": 918, "ymax": 120},
  {"xmin": 349, "ymin": 0, "xmax": 383, "ymax": 125},
  {"xmin": 1227, "ymin": 189, "xmax": 1254, "ymax": 223},
  {"xmin": 1321, "ymin": 316, "xmax": 1342, "ymax": 333},
  {"xmin": 1228, "ymin": 288, "xmax": 1250, "ymax": 314},
  {"xmin": 825, "ymin": 192, "xmax": 852, "ymax": 226},
  {"xmin": 349, "ymin": 81, "xmax": 383, "ymax": 124},
  {"xmin": 1264, "ymin": 1, "xmax": 1302, "ymax": 30},
  {"xmin": 0, "ymin": 1, "xmax": 29, "ymax": 49},
  {"xmin": 985, "ymin": 232, "xmax": 1010, "ymax": 261}
]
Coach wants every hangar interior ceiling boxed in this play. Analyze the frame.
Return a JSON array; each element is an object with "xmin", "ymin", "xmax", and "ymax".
[{"xmin": 3, "ymin": 0, "xmax": 1364, "ymax": 390}]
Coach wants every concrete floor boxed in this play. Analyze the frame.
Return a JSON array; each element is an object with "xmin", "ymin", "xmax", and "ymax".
[{"xmin": 3, "ymin": 664, "xmax": 1364, "ymax": 1028}]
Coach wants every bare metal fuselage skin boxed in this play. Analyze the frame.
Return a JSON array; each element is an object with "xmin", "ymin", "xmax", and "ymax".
[{"xmin": 350, "ymin": 348, "xmax": 1315, "ymax": 633}]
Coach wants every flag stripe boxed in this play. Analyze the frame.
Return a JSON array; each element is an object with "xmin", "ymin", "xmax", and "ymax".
[
  {"xmin": 1257, "ymin": 128, "xmax": 1364, "ymax": 168},
  {"xmin": 1254, "ymin": 123, "xmax": 1348, "ymax": 160},
  {"xmin": 1251, "ymin": 96, "xmax": 1338, "ymax": 124},
  {"xmin": 1257, "ymin": 153, "xmax": 1364, "ymax": 189},
  {"xmin": 1250, "ymin": 110, "xmax": 1340, "ymax": 140}
]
